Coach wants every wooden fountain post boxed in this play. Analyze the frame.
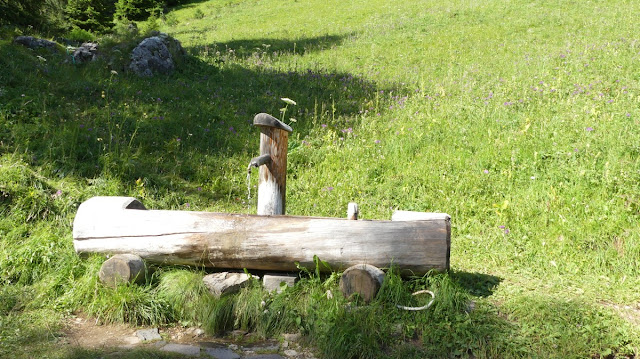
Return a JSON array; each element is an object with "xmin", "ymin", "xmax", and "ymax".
[{"xmin": 250, "ymin": 113, "xmax": 293, "ymax": 216}]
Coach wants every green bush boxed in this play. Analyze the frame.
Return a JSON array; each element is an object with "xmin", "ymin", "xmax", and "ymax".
[
  {"xmin": 65, "ymin": 0, "xmax": 115, "ymax": 33},
  {"xmin": 164, "ymin": 0, "xmax": 189, "ymax": 5},
  {"xmin": 65, "ymin": 27, "xmax": 97, "ymax": 42},
  {"xmin": 0, "ymin": 0, "xmax": 66, "ymax": 30},
  {"xmin": 115, "ymin": 0, "xmax": 164, "ymax": 21}
]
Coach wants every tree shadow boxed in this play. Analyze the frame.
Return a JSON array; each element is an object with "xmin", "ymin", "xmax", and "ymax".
[
  {"xmin": 450, "ymin": 270, "xmax": 502, "ymax": 297},
  {"xmin": 0, "ymin": 34, "xmax": 393, "ymax": 206},
  {"xmin": 204, "ymin": 34, "xmax": 350, "ymax": 58}
]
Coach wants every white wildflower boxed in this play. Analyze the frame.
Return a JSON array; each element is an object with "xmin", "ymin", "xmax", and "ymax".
[{"xmin": 281, "ymin": 97, "xmax": 297, "ymax": 105}]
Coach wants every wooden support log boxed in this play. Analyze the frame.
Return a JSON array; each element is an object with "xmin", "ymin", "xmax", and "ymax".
[
  {"xmin": 339, "ymin": 264, "xmax": 385, "ymax": 303},
  {"xmin": 253, "ymin": 113, "xmax": 292, "ymax": 216},
  {"xmin": 73, "ymin": 197, "xmax": 450, "ymax": 275},
  {"xmin": 99, "ymin": 253, "xmax": 146, "ymax": 288}
]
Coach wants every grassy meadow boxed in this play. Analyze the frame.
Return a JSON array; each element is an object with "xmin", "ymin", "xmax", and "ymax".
[{"xmin": 1, "ymin": 0, "xmax": 640, "ymax": 357}]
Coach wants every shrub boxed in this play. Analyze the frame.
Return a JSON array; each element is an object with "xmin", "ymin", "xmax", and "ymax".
[
  {"xmin": 0, "ymin": 0, "xmax": 66, "ymax": 30},
  {"xmin": 115, "ymin": 0, "xmax": 164, "ymax": 21},
  {"xmin": 65, "ymin": 0, "xmax": 116, "ymax": 33},
  {"xmin": 65, "ymin": 27, "xmax": 97, "ymax": 42}
]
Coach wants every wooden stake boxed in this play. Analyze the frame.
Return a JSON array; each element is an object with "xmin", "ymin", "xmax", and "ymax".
[
  {"xmin": 253, "ymin": 113, "xmax": 292, "ymax": 216},
  {"xmin": 347, "ymin": 202, "xmax": 359, "ymax": 220}
]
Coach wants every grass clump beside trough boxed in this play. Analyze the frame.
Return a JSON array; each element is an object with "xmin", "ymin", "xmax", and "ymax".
[{"xmin": 2, "ymin": 0, "xmax": 640, "ymax": 357}]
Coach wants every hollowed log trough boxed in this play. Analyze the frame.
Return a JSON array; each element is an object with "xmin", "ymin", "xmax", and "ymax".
[{"xmin": 73, "ymin": 197, "xmax": 450, "ymax": 275}]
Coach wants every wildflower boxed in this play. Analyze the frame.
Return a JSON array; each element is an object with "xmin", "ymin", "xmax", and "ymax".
[
  {"xmin": 626, "ymin": 113, "xmax": 631, "ymax": 117},
  {"xmin": 321, "ymin": 124, "xmax": 327, "ymax": 128},
  {"xmin": 185, "ymin": 203, "xmax": 190, "ymax": 208},
  {"xmin": 197, "ymin": 187, "xmax": 202, "ymax": 191},
  {"xmin": 374, "ymin": 140, "xmax": 381, "ymax": 144},
  {"xmin": 586, "ymin": 127, "xmax": 594, "ymax": 132},
  {"xmin": 483, "ymin": 169, "xmax": 489, "ymax": 174},
  {"xmin": 281, "ymin": 98, "xmax": 297, "ymax": 105},
  {"xmin": 110, "ymin": 70, "xmax": 118, "ymax": 75}
]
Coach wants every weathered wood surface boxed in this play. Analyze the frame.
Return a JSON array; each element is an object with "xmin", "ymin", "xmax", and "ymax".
[
  {"xmin": 253, "ymin": 113, "xmax": 292, "ymax": 216},
  {"xmin": 392, "ymin": 210, "xmax": 451, "ymax": 221},
  {"xmin": 99, "ymin": 253, "xmax": 146, "ymax": 288},
  {"xmin": 73, "ymin": 197, "xmax": 450, "ymax": 274},
  {"xmin": 339, "ymin": 264, "xmax": 385, "ymax": 303},
  {"xmin": 347, "ymin": 202, "xmax": 359, "ymax": 220}
]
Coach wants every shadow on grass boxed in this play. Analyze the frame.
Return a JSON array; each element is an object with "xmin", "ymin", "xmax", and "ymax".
[
  {"xmin": 0, "ymin": 33, "xmax": 390, "ymax": 204},
  {"xmin": 450, "ymin": 270, "xmax": 502, "ymax": 297},
  {"xmin": 206, "ymin": 34, "xmax": 351, "ymax": 58}
]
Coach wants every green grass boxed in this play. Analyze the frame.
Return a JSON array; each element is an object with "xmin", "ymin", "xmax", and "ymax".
[{"xmin": 2, "ymin": 0, "xmax": 640, "ymax": 357}]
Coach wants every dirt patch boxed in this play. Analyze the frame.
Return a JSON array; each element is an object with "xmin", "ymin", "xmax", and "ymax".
[
  {"xmin": 602, "ymin": 302, "xmax": 640, "ymax": 326},
  {"xmin": 58, "ymin": 314, "xmax": 316, "ymax": 358},
  {"xmin": 63, "ymin": 316, "xmax": 141, "ymax": 349},
  {"xmin": 61, "ymin": 314, "xmax": 228, "ymax": 349}
]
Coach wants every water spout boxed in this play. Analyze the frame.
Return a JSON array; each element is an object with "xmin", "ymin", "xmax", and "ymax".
[{"xmin": 247, "ymin": 154, "xmax": 271, "ymax": 174}]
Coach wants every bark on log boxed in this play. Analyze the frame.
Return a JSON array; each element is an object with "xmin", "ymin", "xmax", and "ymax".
[{"xmin": 73, "ymin": 197, "xmax": 450, "ymax": 275}]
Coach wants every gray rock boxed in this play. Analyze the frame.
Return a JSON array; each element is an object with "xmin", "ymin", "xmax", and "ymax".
[
  {"xmin": 122, "ymin": 335, "xmax": 141, "ymax": 345},
  {"xmin": 263, "ymin": 274, "xmax": 297, "ymax": 293},
  {"xmin": 72, "ymin": 42, "xmax": 99, "ymax": 63},
  {"xmin": 283, "ymin": 349, "xmax": 298, "ymax": 357},
  {"xmin": 13, "ymin": 36, "xmax": 58, "ymax": 51},
  {"xmin": 203, "ymin": 272, "xmax": 256, "ymax": 297},
  {"xmin": 242, "ymin": 342, "xmax": 280, "ymax": 352},
  {"xmin": 127, "ymin": 23, "xmax": 138, "ymax": 34},
  {"xmin": 185, "ymin": 326, "xmax": 205, "ymax": 337},
  {"xmin": 243, "ymin": 355, "xmax": 285, "ymax": 359},
  {"xmin": 129, "ymin": 34, "xmax": 184, "ymax": 77},
  {"xmin": 136, "ymin": 328, "xmax": 161, "ymax": 341},
  {"xmin": 161, "ymin": 343, "xmax": 201, "ymax": 356},
  {"xmin": 205, "ymin": 347, "xmax": 241, "ymax": 359},
  {"xmin": 282, "ymin": 333, "xmax": 301, "ymax": 342}
]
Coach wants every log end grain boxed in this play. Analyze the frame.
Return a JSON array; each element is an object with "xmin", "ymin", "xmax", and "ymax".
[
  {"xmin": 99, "ymin": 254, "xmax": 146, "ymax": 288},
  {"xmin": 339, "ymin": 264, "xmax": 385, "ymax": 303}
]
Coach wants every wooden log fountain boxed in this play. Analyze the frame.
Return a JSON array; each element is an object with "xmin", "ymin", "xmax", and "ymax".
[
  {"xmin": 72, "ymin": 197, "xmax": 450, "ymax": 275},
  {"xmin": 73, "ymin": 113, "xmax": 451, "ymax": 275},
  {"xmin": 249, "ymin": 113, "xmax": 292, "ymax": 216}
]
